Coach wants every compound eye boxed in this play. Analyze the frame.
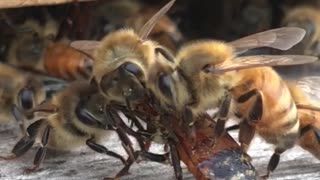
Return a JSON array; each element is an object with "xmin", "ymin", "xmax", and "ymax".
[
  {"xmin": 18, "ymin": 88, "xmax": 34, "ymax": 110},
  {"xmin": 158, "ymin": 73, "xmax": 173, "ymax": 99},
  {"xmin": 121, "ymin": 63, "xmax": 143, "ymax": 77}
]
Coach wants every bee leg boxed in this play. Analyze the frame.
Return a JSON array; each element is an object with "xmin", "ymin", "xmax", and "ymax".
[
  {"xmin": 86, "ymin": 138, "xmax": 127, "ymax": 164},
  {"xmin": 313, "ymin": 127, "xmax": 320, "ymax": 143},
  {"xmin": 168, "ymin": 138, "xmax": 182, "ymax": 180},
  {"xmin": 226, "ymin": 124, "xmax": 240, "ymax": 131},
  {"xmin": 104, "ymin": 153, "xmax": 138, "ymax": 180},
  {"xmin": 214, "ymin": 93, "xmax": 232, "ymax": 137},
  {"xmin": 11, "ymin": 104, "xmax": 26, "ymax": 135},
  {"xmin": 115, "ymin": 127, "xmax": 136, "ymax": 163},
  {"xmin": 261, "ymin": 148, "xmax": 286, "ymax": 179},
  {"xmin": 0, "ymin": 119, "xmax": 44, "ymax": 160},
  {"xmin": 136, "ymin": 151, "xmax": 170, "ymax": 164},
  {"xmin": 182, "ymin": 106, "xmax": 194, "ymax": 126},
  {"xmin": 239, "ymin": 120, "xmax": 255, "ymax": 165},
  {"xmin": 109, "ymin": 109, "xmax": 145, "ymax": 158},
  {"xmin": 24, "ymin": 125, "xmax": 51, "ymax": 174}
]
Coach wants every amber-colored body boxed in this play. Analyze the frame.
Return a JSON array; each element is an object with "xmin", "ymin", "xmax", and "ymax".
[
  {"xmin": 44, "ymin": 42, "xmax": 93, "ymax": 80},
  {"xmin": 230, "ymin": 67, "xmax": 299, "ymax": 151},
  {"xmin": 297, "ymin": 109, "xmax": 320, "ymax": 159},
  {"xmin": 7, "ymin": 19, "xmax": 93, "ymax": 80}
]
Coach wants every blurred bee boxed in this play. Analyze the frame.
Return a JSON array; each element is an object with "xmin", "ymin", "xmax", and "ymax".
[
  {"xmin": 5, "ymin": 15, "xmax": 93, "ymax": 80},
  {"xmin": 282, "ymin": 6, "xmax": 320, "ymax": 57},
  {"xmin": 0, "ymin": 63, "xmax": 47, "ymax": 128},
  {"xmin": 125, "ymin": 5, "xmax": 184, "ymax": 52},
  {"xmin": 0, "ymin": 81, "xmax": 136, "ymax": 178},
  {"xmin": 153, "ymin": 27, "xmax": 317, "ymax": 178},
  {"xmin": 89, "ymin": 0, "xmax": 184, "ymax": 52}
]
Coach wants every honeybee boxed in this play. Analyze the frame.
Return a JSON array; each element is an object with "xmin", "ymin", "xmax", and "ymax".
[
  {"xmin": 72, "ymin": 0, "xmax": 176, "ymax": 108},
  {"xmin": 151, "ymin": 27, "xmax": 317, "ymax": 178},
  {"xmin": 0, "ymin": 81, "xmax": 136, "ymax": 178},
  {"xmin": 282, "ymin": 6, "xmax": 320, "ymax": 57},
  {"xmin": 6, "ymin": 16, "xmax": 93, "ymax": 80}
]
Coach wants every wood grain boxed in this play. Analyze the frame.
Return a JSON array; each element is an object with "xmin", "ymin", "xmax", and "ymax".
[{"xmin": 0, "ymin": 119, "xmax": 319, "ymax": 179}]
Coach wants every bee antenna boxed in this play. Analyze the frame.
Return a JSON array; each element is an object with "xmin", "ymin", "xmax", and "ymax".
[{"xmin": 138, "ymin": 0, "xmax": 176, "ymax": 40}]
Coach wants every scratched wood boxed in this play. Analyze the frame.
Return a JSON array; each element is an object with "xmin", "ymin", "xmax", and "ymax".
[{"xmin": 0, "ymin": 118, "xmax": 319, "ymax": 180}]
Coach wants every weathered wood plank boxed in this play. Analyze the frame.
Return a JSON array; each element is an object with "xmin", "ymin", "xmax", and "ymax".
[{"xmin": 0, "ymin": 120, "xmax": 319, "ymax": 179}]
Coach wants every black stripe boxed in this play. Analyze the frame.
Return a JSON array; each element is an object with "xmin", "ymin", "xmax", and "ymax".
[{"xmin": 237, "ymin": 89, "xmax": 258, "ymax": 103}]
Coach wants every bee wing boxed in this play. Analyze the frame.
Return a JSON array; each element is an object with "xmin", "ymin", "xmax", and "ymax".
[
  {"xmin": 203, "ymin": 55, "xmax": 317, "ymax": 74},
  {"xmin": 295, "ymin": 76, "xmax": 320, "ymax": 107},
  {"xmin": 229, "ymin": 27, "xmax": 306, "ymax": 54},
  {"xmin": 70, "ymin": 40, "xmax": 100, "ymax": 56},
  {"xmin": 138, "ymin": 0, "xmax": 175, "ymax": 40}
]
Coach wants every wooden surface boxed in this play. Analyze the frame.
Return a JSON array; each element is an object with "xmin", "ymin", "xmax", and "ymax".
[
  {"xmin": 0, "ymin": 119, "xmax": 319, "ymax": 180},
  {"xmin": 0, "ymin": 0, "xmax": 95, "ymax": 9}
]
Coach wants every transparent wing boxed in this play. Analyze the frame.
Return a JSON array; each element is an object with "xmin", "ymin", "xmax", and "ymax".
[
  {"xmin": 138, "ymin": 0, "xmax": 175, "ymax": 40},
  {"xmin": 70, "ymin": 40, "xmax": 100, "ymax": 56},
  {"xmin": 229, "ymin": 27, "xmax": 306, "ymax": 54},
  {"xmin": 204, "ymin": 55, "xmax": 317, "ymax": 74},
  {"xmin": 296, "ymin": 76, "xmax": 320, "ymax": 105}
]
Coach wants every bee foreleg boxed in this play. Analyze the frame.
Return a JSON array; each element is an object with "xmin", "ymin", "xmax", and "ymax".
[
  {"xmin": 168, "ymin": 138, "xmax": 182, "ymax": 180},
  {"xmin": 239, "ymin": 120, "xmax": 255, "ymax": 164},
  {"xmin": 262, "ymin": 148, "xmax": 286, "ymax": 179},
  {"xmin": 24, "ymin": 125, "xmax": 51, "ymax": 174},
  {"xmin": 115, "ymin": 127, "xmax": 136, "ymax": 163},
  {"xmin": 86, "ymin": 138, "xmax": 126, "ymax": 165},
  {"xmin": 214, "ymin": 93, "xmax": 232, "ymax": 137}
]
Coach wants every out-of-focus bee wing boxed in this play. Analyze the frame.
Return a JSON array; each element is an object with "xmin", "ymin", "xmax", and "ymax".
[
  {"xmin": 295, "ymin": 76, "xmax": 320, "ymax": 107},
  {"xmin": 229, "ymin": 27, "xmax": 306, "ymax": 54},
  {"xmin": 203, "ymin": 55, "xmax": 317, "ymax": 74},
  {"xmin": 70, "ymin": 40, "xmax": 100, "ymax": 56},
  {"xmin": 138, "ymin": 0, "xmax": 175, "ymax": 40}
]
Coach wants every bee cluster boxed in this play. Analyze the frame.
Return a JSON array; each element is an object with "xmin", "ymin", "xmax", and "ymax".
[{"xmin": 0, "ymin": 0, "xmax": 320, "ymax": 179}]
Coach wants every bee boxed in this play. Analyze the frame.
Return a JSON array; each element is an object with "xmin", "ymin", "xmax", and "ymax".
[
  {"xmin": 6, "ymin": 15, "xmax": 93, "ymax": 80},
  {"xmin": 0, "ymin": 63, "xmax": 47, "ymax": 130},
  {"xmin": 152, "ymin": 27, "xmax": 317, "ymax": 178},
  {"xmin": 71, "ymin": 0, "xmax": 176, "ymax": 109},
  {"xmin": 0, "ymin": 81, "xmax": 137, "ymax": 178},
  {"xmin": 282, "ymin": 6, "xmax": 320, "ymax": 57}
]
